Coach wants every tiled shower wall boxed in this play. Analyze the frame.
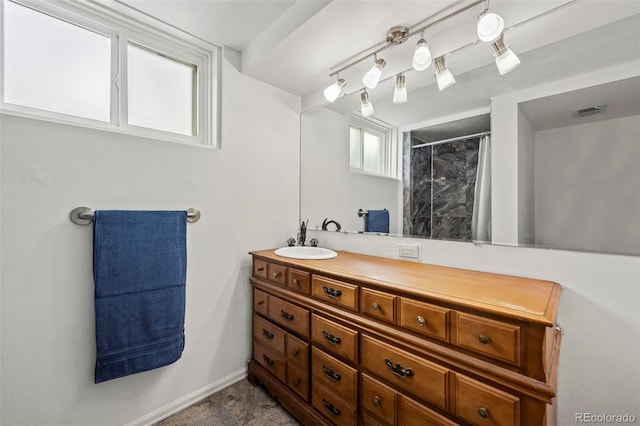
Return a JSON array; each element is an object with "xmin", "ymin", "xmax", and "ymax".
[{"xmin": 403, "ymin": 136, "xmax": 480, "ymax": 241}]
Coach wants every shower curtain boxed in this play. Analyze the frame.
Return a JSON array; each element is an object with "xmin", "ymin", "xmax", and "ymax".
[{"xmin": 472, "ymin": 135, "xmax": 491, "ymax": 241}]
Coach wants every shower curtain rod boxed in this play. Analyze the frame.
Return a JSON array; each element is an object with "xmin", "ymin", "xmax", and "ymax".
[{"xmin": 411, "ymin": 131, "xmax": 490, "ymax": 149}]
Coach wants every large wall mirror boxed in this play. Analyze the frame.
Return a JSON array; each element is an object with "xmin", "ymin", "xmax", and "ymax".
[{"xmin": 300, "ymin": 2, "xmax": 640, "ymax": 256}]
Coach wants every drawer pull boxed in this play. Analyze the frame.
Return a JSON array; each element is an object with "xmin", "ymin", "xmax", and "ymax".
[
  {"xmin": 322, "ymin": 398, "xmax": 341, "ymax": 417},
  {"xmin": 478, "ymin": 334, "xmax": 491, "ymax": 344},
  {"xmin": 256, "ymin": 267, "xmax": 265, "ymax": 272},
  {"xmin": 416, "ymin": 315, "xmax": 426, "ymax": 326},
  {"xmin": 477, "ymin": 407, "xmax": 489, "ymax": 418},
  {"xmin": 293, "ymin": 278, "xmax": 300, "ymax": 285},
  {"xmin": 262, "ymin": 329, "xmax": 274, "ymax": 340},
  {"xmin": 292, "ymin": 350, "xmax": 299, "ymax": 356},
  {"xmin": 373, "ymin": 396, "xmax": 381, "ymax": 407},
  {"xmin": 322, "ymin": 286, "xmax": 342, "ymax": 299},
  {"xmin": 322, "ymin": 365, "xmax": 342, "ymax": 382},
  {"xmin": 385, "ymin": 358, "xmax": 414, "ymax": 379},
  {"xmin": 262, "ymin": 354, "xmax": 274, "ymax": 366},
  {"xmin": 294, "ymin": 379, "xmax": 301, "ymax": 386},
  {"xmin": 372, "ymin": 302, "xmax": 380, "ymax": 310},
  {"xmin": 273, "ymin": 272, "xmax": 281, "ymax": 279},
  {"xmin": 322, "ymin": 330, "xmax": 342, "ymax": 346},
  {"xmin": 280, "ymin": 310, "xmax": 294, "ymax": 321},
  {"xmin": 256, "ymin": 300, "xmax": 265, "ymax": 306}
]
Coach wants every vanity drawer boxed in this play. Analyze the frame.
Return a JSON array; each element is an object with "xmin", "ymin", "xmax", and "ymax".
[
  {"xmin": 311, "ymin": 314, "xmax": 358, "ymax": 364},
  {"xmin": 312, "ymin": 346, "xmax": 357, "ymax": 401},
  {"xmin": 362, "ymin": 373, "xmax": 397, "ymax": 426},
  {"xmin": 453, "ymin": 312, "xmax": 521, "ymax": 366},
  {"xmin": 399, "ymin": 395, "xmax": 458, "ymax": 426},
  {"xmin": 399, "ymin": 298, "xmax": 449, "ymax": 342},
  {"xmin": 312, "ymin": 380, "xmax": 357, "ymax": 426},
  {"xmin": 361, "ymin": 335, "xmax": 448, "ymax": 409},
  {"xmin": 254, "ymin": 340, "xmax": 286, "ymax": 383},
  {"xmin": 253, "ymin": 288, "xmax": 268, "ymax": 316},
  {"xmin": 253, "ymin": 259, "xmax": 268, "ymax": 279},
  {"xmin": 253, "ymin": 314, "xmax": 285, "ymax": 354},
  {"xmin": 286, "ymin": 334, "xmax": 309, "ymax": 369},
  {"xmin": 452, "ymin": 373, "xmax": 520, "ymax": 426},
  {"xmin": 288, "ymin": 268, "xmax": 311, "ymax": 294},
  {"xmin": 267, "ymin": 263, "xmax": 288, "ymax": 286},
  {"xmin": 287, "ymin": 363, "xmax": 309, "ymax": 402},
  {"xmin": 268, "ymin": 296, "xmax": 310, "ymax": 339},
  {"xmin": 312, "ymin": 276, "xmax": 358, "ymax": 311},
  {"xmin": 361, "ymin": 288, "xmax": 396, "ymax": 324}
]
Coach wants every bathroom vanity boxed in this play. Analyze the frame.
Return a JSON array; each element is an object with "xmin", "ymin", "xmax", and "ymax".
[{"xmin": 248, "ymin": 249, "xmax": 561, "ymax": 426}]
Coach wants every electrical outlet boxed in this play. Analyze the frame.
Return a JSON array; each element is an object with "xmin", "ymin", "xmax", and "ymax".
[{"xmin": 398, "ymin": 243, "xmax": 420, "ymax": 259}]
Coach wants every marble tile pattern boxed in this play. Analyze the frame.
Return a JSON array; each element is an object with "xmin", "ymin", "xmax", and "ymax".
[
  {"xmin": 404, "ymin": 135, "xmax": 480, "ymax": 241},
  {"xmin": 154, "ymin": 379, "xmax": 301, "ymax": 426}
]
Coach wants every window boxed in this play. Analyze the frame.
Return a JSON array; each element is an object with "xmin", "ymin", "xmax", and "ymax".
[
  {"xmin": 0, "ymin": 0, "xmax": 220, "ymax": 147},
  {"xmin": 349, "ymin": 116, "xmax": 399, "ymax": 179}
]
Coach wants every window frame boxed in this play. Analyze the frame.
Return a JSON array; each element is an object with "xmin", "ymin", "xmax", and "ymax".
[
  {"xmin": 0, "ymin": 0, "xmax": 221, "ymax": 148},
  {"xmin": 349, "ymin": 115, "xmax": 400, "ymax": 179}
]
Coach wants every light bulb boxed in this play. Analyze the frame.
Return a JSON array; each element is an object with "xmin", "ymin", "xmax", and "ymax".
[
  {"xmin": 362, "ymin": 59, "xmax": 386, "ymax": 89},
  {"xmin": 477, "ymin": 12, "xmax": 504, "ymax": 42},
  {"xmin": 393, "ymin": 74, "xmax": 407, "ymax": 104},
  {"xmin": 323, "ymin": 78, "xmax": 346, "ymax": 102},
  {"xmin": 412, "ymin": 39, "xmax": 431, "ymax": 71},
  {"xmin": 360, "ymin": 91, "xmax": 374, "ymax": 117},
  {"xmin": 433, "ymin": 56, "xmax": 456, "ymax": 91},
  {"xmin": 491, "ymin": 38, "xmax": 520, "ymax": 75}
]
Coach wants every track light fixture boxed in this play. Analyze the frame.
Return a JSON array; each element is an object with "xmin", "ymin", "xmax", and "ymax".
[
  {"xmin": 412, "ymin": 34, "xmax": 432, "ymax": 71},
  {"xmin": 434, "ymin": 56, "xmax": 456, "ymax": 91},
  {"xmin": 323, "ymin": 78, "xmax": 346, "ymax": 102},
  {"xmin": 323, "ymin": 0, "xmax": 521, "ymax": 109},
  {"xmin": 362, "ymin": 58, "xmax": 386, "ymax": 89},
  {"xmin": 393, "ymin": 73, "xmax": 407, "ymax": 103},
  {"xmin": 360, "ymin": 90, "xmax": 374, "ymax": 117},
  {"xmin": 491, "ymin": 35, "xmax": 520, "ymax": 75}
]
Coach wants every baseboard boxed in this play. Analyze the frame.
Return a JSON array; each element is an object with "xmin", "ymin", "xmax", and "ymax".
[{"xmin": 125, "ymin": 367, "xmax": 248, "ymax": 426}]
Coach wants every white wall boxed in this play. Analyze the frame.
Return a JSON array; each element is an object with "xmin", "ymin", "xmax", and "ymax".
[
  {"xmin": 300, "ymin": 107, "xmax": 403, "ymax": 234},
  {"xmin": 310, "ymin": 229, "xmax": 640, "ymax": 424},
  {"xmin": 0, "ymin": 58, "xmax": 300, "ymax": 425},
  {"xmin": 517, "ymin": 108, "xmax": 535, "ymax": 245},
  {"xmin": 534, "ymin": 115, "xmax": 640, "ymax": 256}
]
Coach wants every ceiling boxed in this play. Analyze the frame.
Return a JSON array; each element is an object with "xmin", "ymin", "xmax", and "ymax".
[{"xmin": 121, "ymin": 0, "xmax": 640, "ymax": 110}]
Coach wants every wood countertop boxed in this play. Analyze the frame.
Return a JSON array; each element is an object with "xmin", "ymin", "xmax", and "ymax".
[{"xmin": 250, "ymin": 249, "xmax": 561, "ymax": 327}]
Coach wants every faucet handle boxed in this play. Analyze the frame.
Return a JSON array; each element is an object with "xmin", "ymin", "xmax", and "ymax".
[
  {"xmin": 310, "ymin": 238, "xmax": 319, "ymax": 247},
  {"xmin": 286, "ymin": 237, "xmax": 296, "ymax": 247}
]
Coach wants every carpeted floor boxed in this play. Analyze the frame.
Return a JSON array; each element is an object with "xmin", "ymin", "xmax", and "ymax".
[{"xmin": 154, "ymin": 379, "xmax": 300, "ymax": 426}]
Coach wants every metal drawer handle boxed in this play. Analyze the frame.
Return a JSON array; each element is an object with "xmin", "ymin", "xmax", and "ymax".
[
  {"xmin": 293, "ymin": 278, "xmax": 300, "ymax": 285},
  {"xmin": 477, "ymin": 407, "xmax": 489, "ymax": 418},
  {"xmin": 280, "ymin": 310, "xmax": 294, "ymax": 321},
  {"xmin": 416, "ymin": 315, "xmax": 426, "ymax": 326},
  {"xmin": 322, "ymin": 330, "xmax": 342, "ymax": 346},
  {"xmin": 262, "ymin": 329, "xmax": 274, "ymax": 340},
  {"xmin": 262, "ymin": 354, "xmax": 274, "ymax": 366},
  {"xmin": 291, "ymin": 350, "xmax": 299, "ymax": 356},
  {"xmin": 373, "ymin": 396, "xmax": 381, "ymax": 407},
  {"xmin": 273, "ymin": 272, "xmax": 281, "ymax": 279},
  {"xmin": 256, "ymin": 300, "xmax": 265, "ymax": 306},
  {"xmin": 322, "ymin": 399, "xmax": 341, "ymax": 417},
  {"xmin": 256, "ymin": 267, "xmax": 265, "ymax": 272},
  {"xmin": 294, "ymin": 379, "xmax": 301, "ymax": 386},
  {"xmin": 322, "ymin": 365, "xmax": 342, "ymax": 382},
  {"xmin": 478, "ymin": 334, "xmax": 490, "ymax": 344},
  {"xmin": 372, "ymin": 303, "xmax": 380, "ymax": 310},
  {"xmin": 385, "ymin": 358, "xmax": 414, "ymax": 379},
  {"xmin": 322, "ymin": 286, "xmax": 342, "ymax": 299}
]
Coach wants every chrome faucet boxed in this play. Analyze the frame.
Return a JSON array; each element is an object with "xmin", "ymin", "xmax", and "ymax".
[
  {"xmin": 298, "ymin": 219, "xmax": 308, "ymax": 246},
  {"xmin": 322, "ymin": 218, "xmax": 341, "ymax": 231}
]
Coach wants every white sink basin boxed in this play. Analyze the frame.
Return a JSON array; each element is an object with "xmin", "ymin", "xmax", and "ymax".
[{"xmin": 274, "ymin": 246, "xmax": 337, "ymax": 260}]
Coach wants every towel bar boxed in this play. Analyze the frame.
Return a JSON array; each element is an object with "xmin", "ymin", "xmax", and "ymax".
[
  {"xmin": 70, "ymin": 207, "xmax": 201, "ymax": 225},
  {"xmin": 357, "ymin": 209, "xmax": 369, "ymax": 217}
]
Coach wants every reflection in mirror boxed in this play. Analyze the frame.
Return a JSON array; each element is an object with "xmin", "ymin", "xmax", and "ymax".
[{"xmin": 301, "ymin": 3, "xmax": 640, "ymax": 255}]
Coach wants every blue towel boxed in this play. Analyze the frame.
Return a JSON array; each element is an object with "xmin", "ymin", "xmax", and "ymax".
[
  {"xmin": 93, "ymin": 210, "xmax": 187, "ymax": 383},
  {"xmin": 365, "ymin": 209, "xmax": 390, "ymax": 233}
]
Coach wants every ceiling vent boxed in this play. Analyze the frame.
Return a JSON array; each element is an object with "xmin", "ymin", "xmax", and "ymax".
[{"xmin": 573, "ymin": 105, "xmax": 606, "ymax": 117}]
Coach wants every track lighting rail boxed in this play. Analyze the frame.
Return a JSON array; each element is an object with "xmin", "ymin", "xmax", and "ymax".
[{"xmin": 328, "ymin": 0, "xmax": 486, "ymax": 78}]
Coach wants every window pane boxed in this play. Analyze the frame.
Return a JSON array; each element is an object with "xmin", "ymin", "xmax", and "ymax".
[
  {"xmin": 363, "ymin": 131, "xmax": 381, "ymax": 174},
  {"xmin": 350, "ymin": 126, "xmax": 362, "ymax": 168},
  {"xmin": 128, "ymin": 43, "xmax": 196, "ymax": 136},
  {"xmin": 3, "ymin": 0, "xmax": 111, "ymax": 121}
]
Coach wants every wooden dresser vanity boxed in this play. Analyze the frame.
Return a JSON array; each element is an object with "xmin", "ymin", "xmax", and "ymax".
[{"xmin": 248, "ymin": 249, "xmax": 562, "ymax": 426}]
